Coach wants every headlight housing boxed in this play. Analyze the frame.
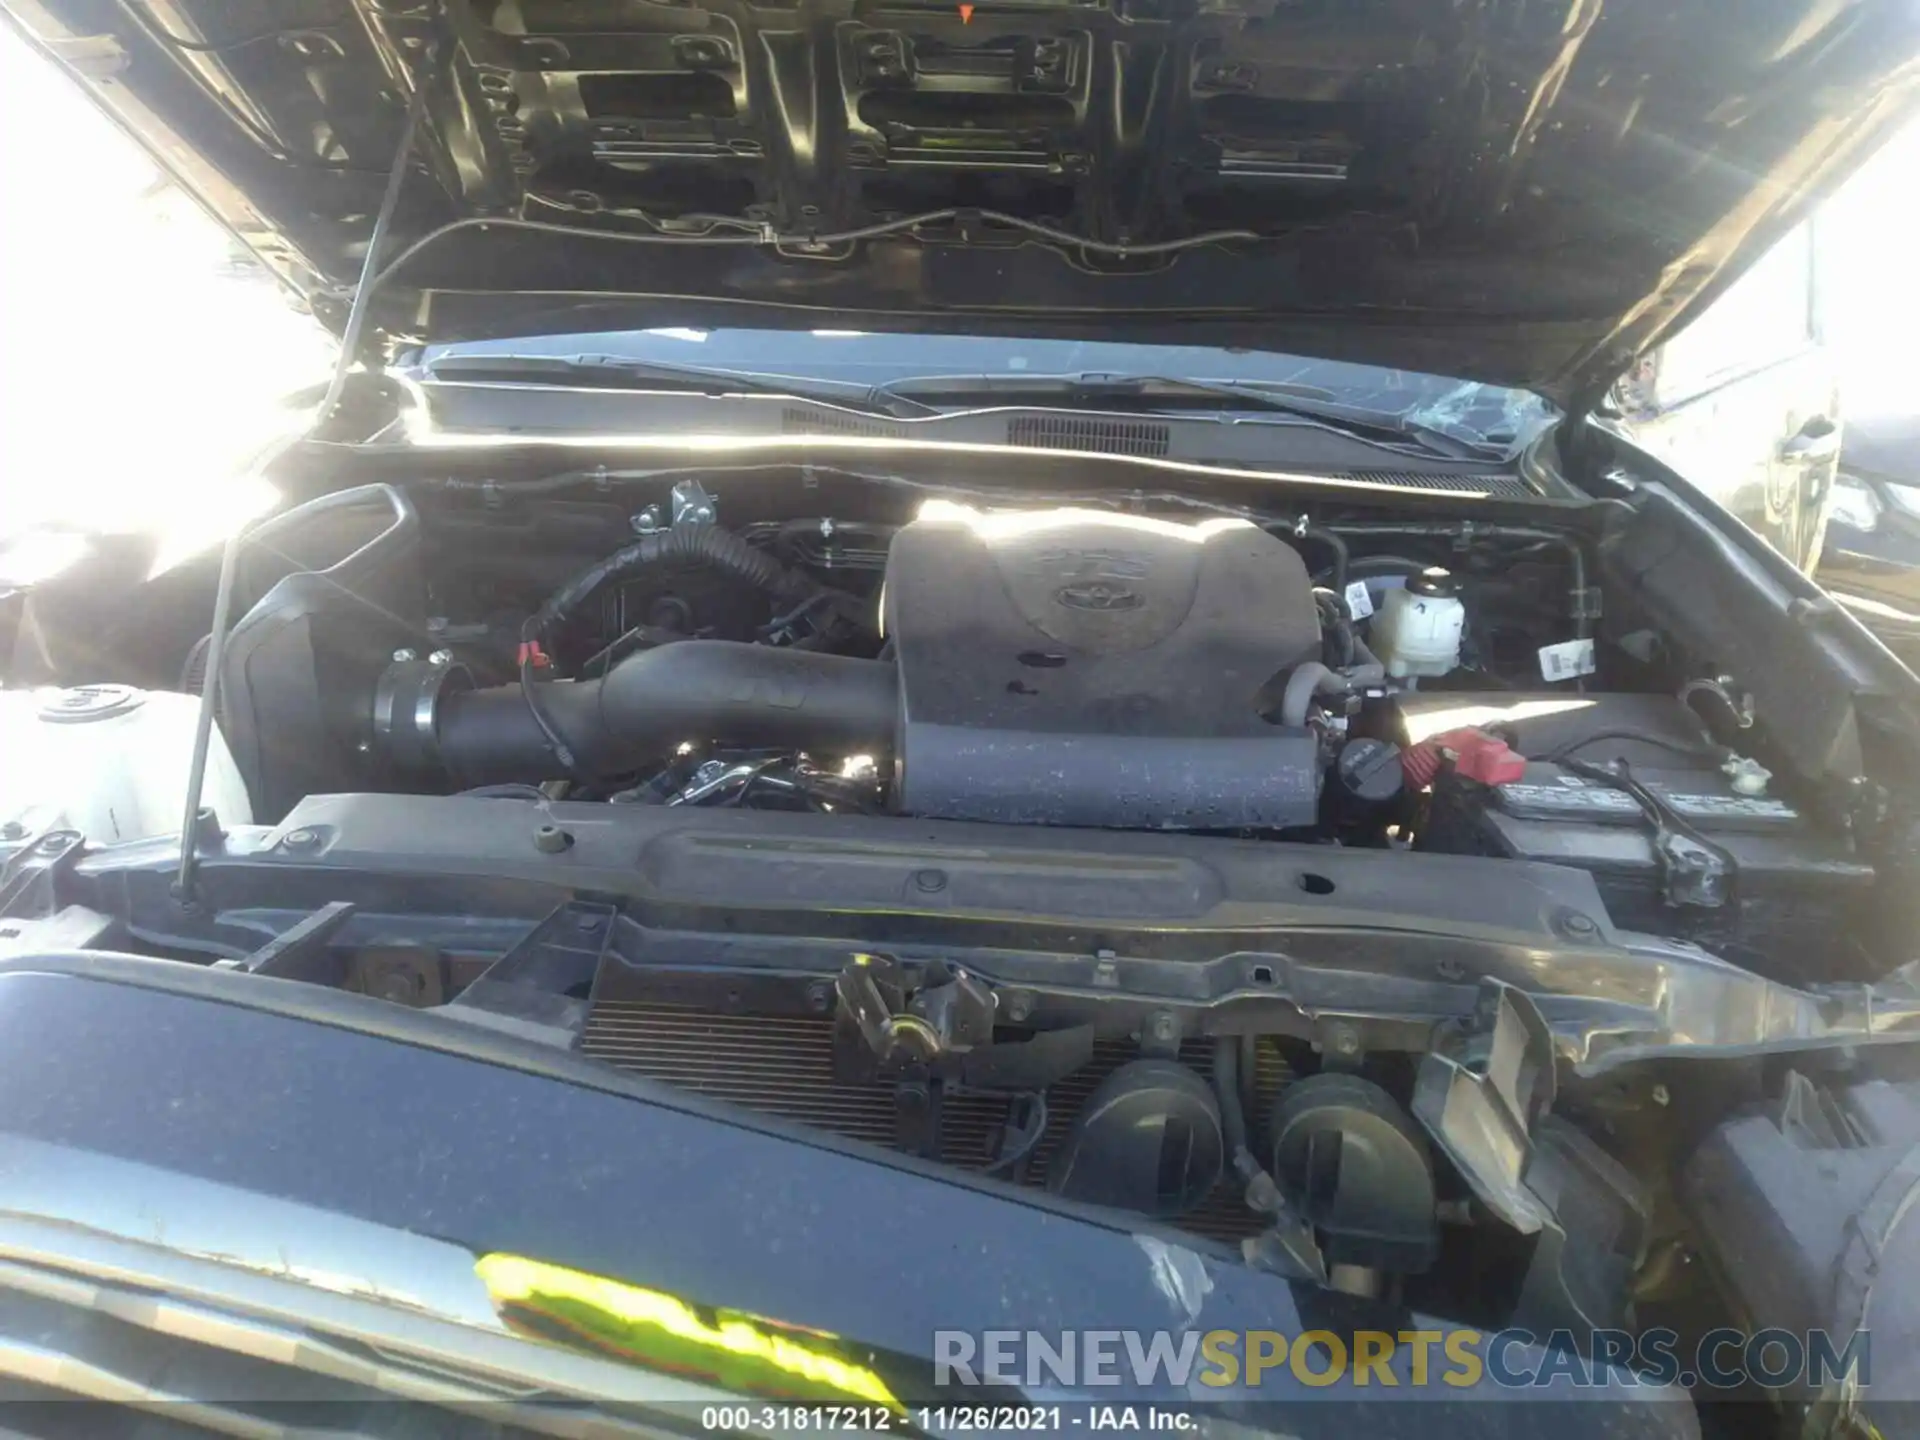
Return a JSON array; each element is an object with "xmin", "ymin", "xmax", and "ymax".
[{"xmin": 1830, "ymin": 472, "xmax": 1884, "ymax": 533}]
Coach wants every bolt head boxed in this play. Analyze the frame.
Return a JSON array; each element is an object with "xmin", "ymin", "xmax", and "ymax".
[
  {"xmin": 913, "ymin": 868, "xmax": 948, "ymax": 893},
  {"xmin": 0, "ymin": 821, "xmax": 25, "ymax": 842},
  {"xmin": 374, "ymin": 968, "xmax": 422, "ymax": 1002},
  {"xmin": 36, "ymin": 833, "xmax": 67, "ymax": 855},
  {"xmin": 284, "ymin": 828, "xmax": 317, "ymax": 849},
  {"xmin": 392, "ymin": 648, "xmax": 417, "ymax": 663},
  {"xmin": 428, "ymin": 649, "xmax": 453, "ymax": 666}
]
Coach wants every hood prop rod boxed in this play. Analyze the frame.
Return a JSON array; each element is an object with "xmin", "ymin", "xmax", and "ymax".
[
  {"xmin": 173, "ymin": 62, "xmax": 435, "ymax": 908},
  {"xmin": 318, "ymin": 46, "xmax": 439, "ymax": 424}
]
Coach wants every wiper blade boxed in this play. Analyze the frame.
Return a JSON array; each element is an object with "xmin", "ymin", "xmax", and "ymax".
[
  {"xmin": 879, "ymin": 371, "xmax": 1510, "ymax": 459},
  {"xmin": 423, "ymin": 353, "xmax": 940, "ymax": 419}
]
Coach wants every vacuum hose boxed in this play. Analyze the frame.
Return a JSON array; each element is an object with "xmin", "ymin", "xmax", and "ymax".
[{"xmin": 436, "ymin": 641, "xmax": 899, "ymax": 786}]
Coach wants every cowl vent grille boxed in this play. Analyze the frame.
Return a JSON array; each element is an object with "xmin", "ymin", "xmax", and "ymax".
[
  {"xmin": 1007, "ymin": 415, "xmax": 1172, "ymax": 456},
  {"xmin": 780, "ymin": 406, "xmax": 909, "ymax": 440},
  {"xmin": 1344, "ymin": 468, "xmax": 1541, "ymax": 498}
]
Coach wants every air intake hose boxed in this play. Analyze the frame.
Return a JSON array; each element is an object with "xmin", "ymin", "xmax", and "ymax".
[{"xmin": 435, "ymin": 641, "xmax": 898, "ymax": 785}]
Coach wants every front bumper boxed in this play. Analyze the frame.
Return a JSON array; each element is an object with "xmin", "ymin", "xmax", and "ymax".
[{"xmin": 0, "ymin": 953, "xmax": 1699, "ymax": 1428}]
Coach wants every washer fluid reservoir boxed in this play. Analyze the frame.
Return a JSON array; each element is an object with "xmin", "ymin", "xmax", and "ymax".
[{"xmin": 0, "ymin": 685, "xmax": 252, "ymax": 844}]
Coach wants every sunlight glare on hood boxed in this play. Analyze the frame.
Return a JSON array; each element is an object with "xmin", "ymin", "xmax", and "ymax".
[
  {"xmin": 917, "ymin": 498, "xmax": 1251, "ymax": 542},
  {"xmin": 1400, "ymin": 697, "xmax": 1597, "ymax": 741},
  {"xmin": 146, "ymin": 474, "xmax": 282, "ymax": 578},
  {"xmin": 0, "ymin": 531, "xmax": 90, "ymax": 587}
]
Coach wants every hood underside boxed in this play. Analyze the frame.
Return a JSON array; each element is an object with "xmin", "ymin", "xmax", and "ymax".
[{"xmin": 13, "ymin": 0, "xmax": 1920, "ymax": 403}]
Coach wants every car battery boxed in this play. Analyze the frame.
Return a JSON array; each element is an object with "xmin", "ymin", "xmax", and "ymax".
[{"xmin": 1386, "ymin": 693, "xmax": 1875, "ymax": 984}]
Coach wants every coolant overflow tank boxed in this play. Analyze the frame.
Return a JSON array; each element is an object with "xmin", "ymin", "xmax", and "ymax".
[
  {"xmin": 0, "ymin": 685, "xmax": 252, "ymax": 844},
  {"xmin": 1371, "ymin": 571, "xmax": 1466, "ymax": 679}
]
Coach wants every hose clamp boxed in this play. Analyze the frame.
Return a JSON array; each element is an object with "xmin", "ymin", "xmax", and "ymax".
[{"xmin": 371, "ymin": 656, "xmax": 473, "ymax": 774}]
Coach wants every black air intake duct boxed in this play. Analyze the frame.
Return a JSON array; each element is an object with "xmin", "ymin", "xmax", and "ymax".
[{"xmin": 434, "ymin": 641, "xmax": 897, "ymax": 785}]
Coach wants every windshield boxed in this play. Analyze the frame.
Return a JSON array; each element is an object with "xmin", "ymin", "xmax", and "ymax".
[{"xmin": 420, "ymin": 329, "xmax": 1557, "ymax": 459}]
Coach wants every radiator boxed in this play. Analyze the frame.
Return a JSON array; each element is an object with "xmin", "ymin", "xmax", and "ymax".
[{"xmin": 582, "ymin": 1000, "xmax": 1282, "ymax": 1242}]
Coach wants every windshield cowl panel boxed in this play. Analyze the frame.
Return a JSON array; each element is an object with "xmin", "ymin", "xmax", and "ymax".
[{"xmin": 412, "ymin": 329, "xmax": 1557, "ymax": 461}]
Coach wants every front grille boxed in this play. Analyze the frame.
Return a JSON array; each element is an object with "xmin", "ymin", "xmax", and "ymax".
[
  {"xmin": 0, "ymin": 1285, "xmax": 558, "ymax": 1438},
  {"xmin": 1006, "ymin": 415, "xmax": 1173, "ymax": 457},
  {"xmin": 583, "ymin": 1001, "xmax": 1285, "ymax": 1241}
]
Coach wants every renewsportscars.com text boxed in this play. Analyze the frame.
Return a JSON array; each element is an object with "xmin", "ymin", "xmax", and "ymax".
[{"xmin": 933, "ymin": 1327, "xmax": 1869, "ymax": 1391}]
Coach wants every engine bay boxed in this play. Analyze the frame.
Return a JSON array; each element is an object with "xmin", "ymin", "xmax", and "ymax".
[
  {"xmin": 8, "ymin": 449, "xmax": 1920, "ymax": 1425},
  {"xmin": 181, "ymin": 463, "xmax": 1859, "ymax": 983}
]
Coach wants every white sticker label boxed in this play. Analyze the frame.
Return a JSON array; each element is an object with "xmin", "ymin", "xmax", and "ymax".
[
  {"xmin": 1344, "ymin": 580, "xmax": 1375, "ymax": 620},
  {"xmin": 1538, "ymin": 637, "xmax": 1597, "ymax": 682}
]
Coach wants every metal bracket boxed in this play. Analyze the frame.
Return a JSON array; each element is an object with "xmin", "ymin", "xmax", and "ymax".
[
  {"xmin": 1413, "ymin": 980, "xmax": 1648, "ymax": 1341},
  {"xmin": 445, "ymin": 900, "xmax": 615, "ymax": 1047},
  {"xmin": 833, "ymin": 952, "xmax": 994, "ymax": 1080},
  {"xmin": 216, "ymin": 900, "xmax": 358, "ymax": 984},
  {"xmin": 0, "ymin": 831, "xmax": 84, "ymax": 922},
  {"xmin": 670, "ymin": 478, "xmax": 717, "ymax": 527},
  {"xmin": 1657, "ymin": 828, "xmax": 1731, "ymax": 908},
  {"xmin": 1243, "ymin": 1207, "xmax": 1330, "ymax": 1286},
  {"xmin": 893, "ymin": 1066, "xmax": 943, "ymax": 1158},
  {"xmin": 832, "ymin": 952, "xmax": 1097, "ymax": 1097},
  {"xmin": 1412, "ymin": 980, "xmax": 1557, "ymax": 1234}
]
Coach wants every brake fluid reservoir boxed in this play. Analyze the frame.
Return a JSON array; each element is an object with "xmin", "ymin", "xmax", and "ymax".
[
  {"xmin": 1371, "ymin": 572, "xmax": 1466, "ymax": 679},
  {"xmin": 0, "ymin": 685, "xmax": 252, "ymax": 844}
]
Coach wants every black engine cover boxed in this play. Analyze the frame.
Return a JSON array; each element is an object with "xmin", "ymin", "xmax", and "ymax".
[{"xmin": 885, "ymin": 505, "xmax": 1322, "ymax": 829}]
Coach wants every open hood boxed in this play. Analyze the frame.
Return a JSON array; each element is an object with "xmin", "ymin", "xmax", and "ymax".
[{"xmin": 11, "ymin": 0, "xmax": 1919, "ymax": 406}]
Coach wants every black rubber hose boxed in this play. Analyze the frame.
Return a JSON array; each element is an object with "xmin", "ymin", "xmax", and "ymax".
[
  {"xmin": 435, "ymin": 640, "xmax": 898, "ymax": 785},
  {"xmin": 1213, "ymin": 1038, "xmax": 1266, "ymax": 1186},
  {"xmin": 1238, "ymin": 1033, "xmax": 1261, "ymax": 1128},
  {"xmin": 533, "ymin": 524, "xmax": 825, "ymax": 635},
  {"xmin": 1291, "ymin": 523, "xmax": 1349, "ymax": 596},
  {"xmin": 1214, "ymin": 1038, "xmax": 1250, "ymax": 1155},
  {"xmin": 1313, "ymin": 589, "xmax": 1355, "ymax": 669}
]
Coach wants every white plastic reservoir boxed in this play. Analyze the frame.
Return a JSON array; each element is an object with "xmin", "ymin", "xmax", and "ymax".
[
  {"xmin": 1371, "ymin": 576, "xmax": 1467, "ymax": 679},
  {"xmin": 0, "ymin": 685, "xmax": 252, "ymax": 844}
]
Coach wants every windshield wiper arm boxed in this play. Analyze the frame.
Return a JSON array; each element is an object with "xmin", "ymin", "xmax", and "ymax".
[
  {"xmin": 424, "ymin": 353, "xmax": 942, "ymax": 419},
  {"xmin": 878, "ymin": 372, "xmax": 1510, "ymax": 459}
]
